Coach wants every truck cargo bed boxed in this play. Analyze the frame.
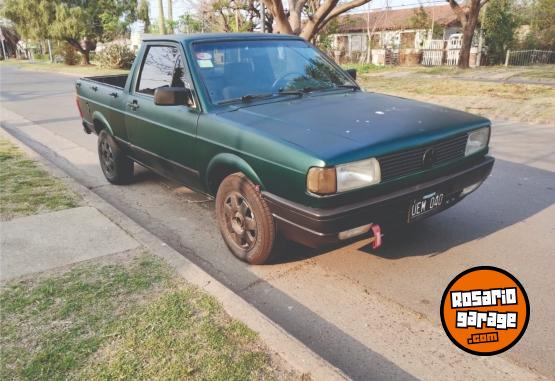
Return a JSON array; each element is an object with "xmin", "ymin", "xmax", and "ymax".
[{"xmin": 81, "ymin": 74, "xmax": 128, "ymax": 89}]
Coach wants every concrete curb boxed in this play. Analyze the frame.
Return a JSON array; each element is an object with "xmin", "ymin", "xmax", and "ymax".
[{"xmin": 0, "ymin": 111, "xmax": 349, "ymax": 380}]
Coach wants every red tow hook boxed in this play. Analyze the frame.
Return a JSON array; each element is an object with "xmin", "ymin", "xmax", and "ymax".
[{"xmin": 370, "ymin": 224, "xmax": 382, "ymax": 249}]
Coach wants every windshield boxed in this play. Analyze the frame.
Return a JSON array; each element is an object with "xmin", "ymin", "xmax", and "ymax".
[{"xmin": 191, "ymin": 39, "xmax": 356, "ymax": 104}]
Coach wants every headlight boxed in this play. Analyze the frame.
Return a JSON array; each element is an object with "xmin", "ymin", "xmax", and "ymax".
[
  {"xmin": 337, "ymin": 158, "xmax": 381, "ymax": 192},
  {"xmin": 307, "ymin": 158, "xmax": 381, "ymax": 195},
  {"xmin": 465, "ymin": 127, "xmax": 490, "ymax": 156}
]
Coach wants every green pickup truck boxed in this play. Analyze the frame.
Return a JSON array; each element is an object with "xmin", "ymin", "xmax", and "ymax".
[{"xmin": 76, "ymin": 33, "xmax": 494, "ymax": 264}]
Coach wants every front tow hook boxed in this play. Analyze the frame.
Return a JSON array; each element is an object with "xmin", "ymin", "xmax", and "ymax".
[{"xmin": 369, "ymin": 224, "xmax": 383, "ymax": 250}]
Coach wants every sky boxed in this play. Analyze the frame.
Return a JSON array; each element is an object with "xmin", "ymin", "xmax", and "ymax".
[{"xmin": 147, "ymin": 0, "xmax": 448, "ymax": 21}]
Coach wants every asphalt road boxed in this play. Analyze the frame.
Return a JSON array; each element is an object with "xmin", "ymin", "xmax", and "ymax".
[{"xmin": 2, "ymin": 66, "xmax": 554, "ymax": 380}]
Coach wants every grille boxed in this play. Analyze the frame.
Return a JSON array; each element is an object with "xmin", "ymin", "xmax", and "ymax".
[{"xmin": 378, "ymin": 134, "xmax": 468, "ymax": 181}]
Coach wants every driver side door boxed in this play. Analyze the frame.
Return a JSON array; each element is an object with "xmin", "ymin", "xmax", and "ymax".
[{"xmin": 124, "ymin": 43, "xmax": 201, "ymax": 188}]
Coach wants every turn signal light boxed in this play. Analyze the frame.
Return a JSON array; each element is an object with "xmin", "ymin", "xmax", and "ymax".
[{"xmin": 307, "ymin": 167, "xmax": 337, "ymax": 195}]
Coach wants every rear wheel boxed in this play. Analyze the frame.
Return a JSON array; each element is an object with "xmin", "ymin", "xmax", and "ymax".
[
  {"xmin": 98, "ymin": 130, "xmax": 133, "ymax": 184},
  {"xmin": 215, "ymin": 173, "xmax": 276, "ymax": 265}
]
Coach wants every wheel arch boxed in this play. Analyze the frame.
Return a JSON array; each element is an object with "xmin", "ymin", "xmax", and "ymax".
[
  {"xmin": 92, "ymin": 111, "xmax": 114, "ymax": 135},
  {"xmin": 205, "ymin": 153, "xmax": 264, "ymax": 196}
]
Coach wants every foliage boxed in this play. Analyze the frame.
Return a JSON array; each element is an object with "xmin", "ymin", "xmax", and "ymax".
[
  {"xmin": 315, "ymin": 17, "xmax": 340, "ymax": 52},
  {"xmin": 53, "ymin": 42, "xmax": 80, "ymax": 65},
  {"xmin": 209, "ymin": 0, "xmax": 254, "ymax": 32},
  {"xmin": 2, "ymin": 0, "xmax": 139, "ymax": 64},
  {"xmin": 1, "ymin": 0, "xmax": 54, "ymax": 41},
  {"xmin": 137, "ymin": 0, "xmax": 150, "ymax": 33},
  {"xmin": 342, "ymin": 63, "xmax": 387, "ymax": 74},
  {"xmin": 178, "ymin": 12, "xmax": 204, "ymax": 33},
  {"xmin": 482, "ymin": 0, "xmax": 518, "ymax": 64},
  {"xmin": 408, "ymin": 5, "xmax": 443, "ymax": 39},
  {"xmin": 529, "ymin": 0, "xmax": 555, "ymax": 49},
  {"xmin": 96, "ymin": 44, "xmax": 136, "ymax": 69}
]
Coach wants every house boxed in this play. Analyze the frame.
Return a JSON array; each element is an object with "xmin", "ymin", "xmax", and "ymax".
[{"xmin": 330, "ymin": 4, "xmax": 483, "ymax": 66}]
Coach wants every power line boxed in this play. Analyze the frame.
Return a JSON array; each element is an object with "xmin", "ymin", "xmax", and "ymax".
[{"xmin": 350, "ymin": 0, "xmax": 446, "ymax": 13}]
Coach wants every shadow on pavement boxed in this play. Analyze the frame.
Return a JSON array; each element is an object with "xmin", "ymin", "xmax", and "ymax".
[{"xmin": 360, "ymin": 158, "xmax": 555, "ymax": 259}]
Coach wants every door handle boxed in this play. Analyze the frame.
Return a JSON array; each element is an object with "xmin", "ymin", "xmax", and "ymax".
[
  {"xmin": 127, "ymin": 100, "xmax": 139, "ymax": 111},
  {"xmin": 91, "ymin": 86, "xmax": 98, "ymax": 91},
  {"xmin": 109, "ymin": 92, "xmax": 118, "ymax": 98}
]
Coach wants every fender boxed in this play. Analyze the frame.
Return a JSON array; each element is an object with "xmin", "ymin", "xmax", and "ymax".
[
  {"xmin": 205, "ymin": 153, "xmax": 264, "ymax": 193},
  {"xmin": 92, "ymin": 111, "xmax": 114, "ymax": 135}
]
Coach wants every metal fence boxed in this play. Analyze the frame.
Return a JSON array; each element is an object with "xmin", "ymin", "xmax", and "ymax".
[{"xmin": 505, "ymin": 50, "xmax": 555, "ymax": 66}]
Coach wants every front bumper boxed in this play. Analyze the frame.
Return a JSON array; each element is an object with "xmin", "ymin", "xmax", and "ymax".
[{"xmin": 263, "ymin": 156, "xmax": 494, "ymax": 247}]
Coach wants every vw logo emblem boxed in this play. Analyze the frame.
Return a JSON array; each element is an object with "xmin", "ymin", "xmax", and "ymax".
[{"xmin": 422, "ymin": 148, "xmax": 437, "ymax": 168}]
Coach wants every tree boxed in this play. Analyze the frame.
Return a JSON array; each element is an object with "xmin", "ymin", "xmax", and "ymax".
[
  {"xmin": 179, "ymin": 12, "xmax": 204, "ymax": 33},
  {"xmin": 2, "ymin": 0, "xmax": 54, "ymax": 41},
  {"xmin": 409, "ymin": 5, "xmax": 443, "ymax": 38},
  {"xmin": 158, "ymin": 0, "xmax": 167, "ymax": 34},
  {"xmin": 481, "ymin": 0, "xmax": 517, "ymax": 64},
  {"xmin": 137, "ymin": 0, "xmax": 150, "ymax": 33},
  {"xmin": 530, "ymin": 0, "xmax": 555, "ymax": 49},
  {"xmin": 210, "ymin": 0, "xmax": 256, "ymax": 32},
  {"xmin": 447, "ymin": 0, "xmax": 489, "ymax": 68},
  {"xmin": 3, "ymin": 0, "xmax": 138, "ymax": 65},
  {"xmin": 261, "ymin": 0, "xmax": 375, "ymax": 41},
  {"xmin": 167, "ymin": 0, "xmax": 173, "ymax": 33}
]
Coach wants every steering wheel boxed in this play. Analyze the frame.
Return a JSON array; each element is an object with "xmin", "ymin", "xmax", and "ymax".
[{"xmin": 271, "ymin": 72, "xmax": 304, "ymax": 91}]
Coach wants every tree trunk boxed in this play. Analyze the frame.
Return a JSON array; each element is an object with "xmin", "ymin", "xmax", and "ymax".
[
  {"xmin": 262, "ymin": 0, "xmax": 293, "ymax": 34},
  {"xmin": 66, "ymin": 38, "xmax": 92, "ymax": 65},
  {"xmin": 458, "ymin": 16, "xmax": 477, "ymax": 68},
  {"xmin": 167, "ymin": 0, "xmax": 173, "ymax": 33},
  {"xmin": 81, "ymin": 50, "xmax": 91, "ymax": 65},
  {"xmin": 158, "ymin": 0, "xmax": 166, "ymax": 34}
]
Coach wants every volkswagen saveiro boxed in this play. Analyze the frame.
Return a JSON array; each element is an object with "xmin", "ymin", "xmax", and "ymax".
[{"xmin": 76, "ymin": 33, "xmax": 494, "ymax": 264}]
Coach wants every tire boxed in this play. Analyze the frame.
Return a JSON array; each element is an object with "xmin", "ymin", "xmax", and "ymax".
[
  {"xmin": 98, "ymin": 130, "xmax": 134, "ymax": 184},
  {"xmin": 215, "ymin": 173, "xmax": 276, "ymax": 265}
]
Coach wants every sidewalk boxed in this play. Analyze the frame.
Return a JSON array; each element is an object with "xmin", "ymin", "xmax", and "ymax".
[
  {"xmin": 0, "ymin": 128, "xmax": 347, "ymax": 380},
  {"xmin": 0, "ymin": 206, "xmax": 139, "ymax": 281}
]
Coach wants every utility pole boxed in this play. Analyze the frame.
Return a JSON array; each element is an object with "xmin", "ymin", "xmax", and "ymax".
[{"xmin": 158, "ymin": 0, "xmax": 166, "ymax": 34}]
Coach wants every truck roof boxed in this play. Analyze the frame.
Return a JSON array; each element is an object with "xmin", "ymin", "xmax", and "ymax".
[{"xmin": 142, "ymin": 32, "xmax": 304, "ymax": 44}]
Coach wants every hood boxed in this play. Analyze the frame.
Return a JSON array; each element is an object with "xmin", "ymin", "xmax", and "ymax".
[{"xmin": 218, "ymin": 91, "xmax": 490, "ymax": 164}]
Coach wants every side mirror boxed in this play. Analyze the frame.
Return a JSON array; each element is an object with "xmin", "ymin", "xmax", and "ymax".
[
  {"xmin": 346, "ymin": 68, "xmax": 357, "ymax": 81},
  {"xmin": 154, "ymin": 87, "xmax": 195, "ymax": 107}
]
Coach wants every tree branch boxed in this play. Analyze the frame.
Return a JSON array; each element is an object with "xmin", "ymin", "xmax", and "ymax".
[
  {"xmin": 478, "ymin": 0, "xmax": 490, "ymax": 9},
  {"xmin": 446, "ymin": 0, "xmax": 468, "ymax": 27},
  {"xmin": 323, "ymin": 0, "xmax": 372, "ymax": 24},
  {"xmin": 261, "ymin": 0, "xmax": 293, "ymax": 33}
]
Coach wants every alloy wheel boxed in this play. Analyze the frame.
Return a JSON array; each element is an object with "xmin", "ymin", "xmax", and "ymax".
[{"xmin": 223, "ymin": 191, "xmax": 257, "ymax": 250}]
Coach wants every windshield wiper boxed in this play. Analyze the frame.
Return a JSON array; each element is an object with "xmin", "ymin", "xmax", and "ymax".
[
  {"xmin": 320, "ymin": 84, "xmax": 360, "ymax": 92},
  {"xmin": 217, "ymin": 90, "xmax": 304, "ymax": 105},
  {"xmin": 337, "ymin": 84, "xmax": 360, "ymax": 90}
]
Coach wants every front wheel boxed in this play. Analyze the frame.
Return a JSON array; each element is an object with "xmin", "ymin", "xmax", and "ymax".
[
  {"xmin": 98, "ymin": 130, "xmax": 134, "ymax": 184},
  {"xmin": 215, "ymin": 173, "xmax": 276, "ymax": 265}
]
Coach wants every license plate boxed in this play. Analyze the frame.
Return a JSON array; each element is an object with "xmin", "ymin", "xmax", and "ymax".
[{"xmin": 408, "ymin": 191, "xmax": 444, "ymax": 222}]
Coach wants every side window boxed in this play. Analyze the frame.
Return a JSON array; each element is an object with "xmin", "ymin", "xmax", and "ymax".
[{"xmin": 136, "ymin": 45, "xmax": 192, "ymax": 95}]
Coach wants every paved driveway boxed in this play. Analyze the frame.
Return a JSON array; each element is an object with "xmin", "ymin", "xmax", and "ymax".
[{"xmin": 2, "ymin": 66, "xmax": 554, "ymax": 379}]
